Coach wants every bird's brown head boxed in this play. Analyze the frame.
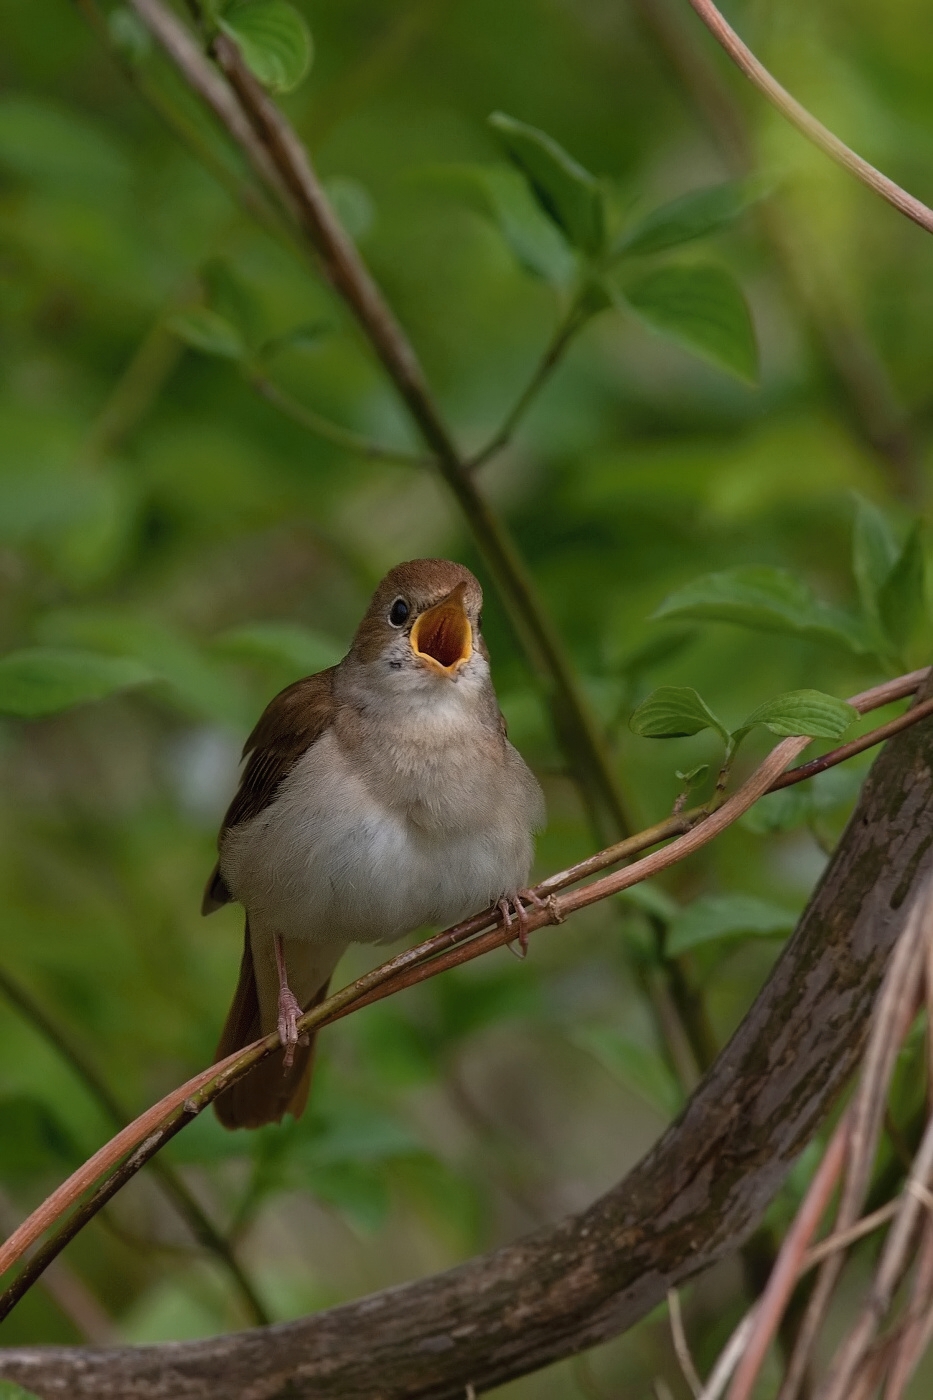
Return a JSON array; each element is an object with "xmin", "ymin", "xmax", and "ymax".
[{"xmin": 350, "ymin": 559, "xmax": 484, "ymax": 679}]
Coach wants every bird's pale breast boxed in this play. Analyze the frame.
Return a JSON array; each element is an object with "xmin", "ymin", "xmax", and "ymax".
[{"xmin": 220, "ymin": 722, "xmax": 541, "ymax": 949}]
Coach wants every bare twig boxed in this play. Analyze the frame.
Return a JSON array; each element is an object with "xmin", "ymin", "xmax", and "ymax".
[
  {"xmin": 629, "ymin": 0, "xmax": 919, "ymax": 497},
  {"xmin": 821, "ymin": 1095, "xmax": 933, "ymax": 1398},
  {"xmin": 0, "ymin": 1187, "xmax": 115, "ymax": 1344},
  {"xmin": 769, "ymin": 697, "xmax": 933, "ymax": 790},
  {"xmin": 684, "ymin": 0, "xmax": 933, "ymax": 236},
  {"xmin": 698, "ymin": 1312, "xmax": 758, "ymax": 1400},
  {"xmin": 668, "ymin": 1288, "xmax": 703, "ymax": 1397},
  {"xmin": 468, "ymin": 300, "xmax": 591, "ymax": 470},
  {"xmin": 727, "ymin": 1113, "xmax": 851, "ymax": 1400},
  {"xmin": 697, "ymin": 1198, "xmax": 904, "ymax": 1400},
  {"xmin": 801, "ymin": 1201, "xmax": 900, "ymax": 1271},
  {"xmin": 880, "ymin": 1213, "xmax": 933, "ymax": 1399},
  {"xmin": 0, "ymin": 966, "xmax": 270, "ymax": 1327},
  {"xmin": 778, "ymin": 883, "xmax": 933, "ymax": 1400}
]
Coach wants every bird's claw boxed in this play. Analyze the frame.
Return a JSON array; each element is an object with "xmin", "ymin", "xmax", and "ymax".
[
  {"xmin": 277, "ymin": 986, "xmax": 307, "ymax": 1069},
  {"xmin": 497, "ymin": 888, "xmax": 547, "ymax": 959}
]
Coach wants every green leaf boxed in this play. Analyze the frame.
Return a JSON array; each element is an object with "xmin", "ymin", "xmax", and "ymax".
[
  {"xmin": 571, "ymin": 1026, "xmax": 682, "ymax": 1117},
  {"xmin": 676, "ymin": 763, "xmax": 710, "ymax": 789},
  {"xmin": 167, "ymin": 308, "xmax": 246, "ymax": 360},
  {"xmin": 202, "ymin": 256, "xmax": 264, "ymax": 348},
  {"xmin": 0, "ymin": 648, "xmax": 155, "ymax": 716},
  {"xmin": 621, "ymin": 263, "xmax": 758, "ymax": 383},
  {"xmin": 852, "ymin": 494, "xmax": 899, "ymax": 635},
  {"xmin": 35, "ymin": 611, "xmax": 251, "ymax": 728},
  {"xmin": 488, "ymin": 112, "xmax": 605, "ymax": 255},
  {"xmin": 878, "ymin": 523, "xmax": 926, "ymax": 654},
  {"xmin": 0, "ymin": 1383, "xmax": 44, "ymax": 1400},
  {"xmin": 419, "ymin": 162, "xmax": 575, "ymax": 285},
  {"xmin": 258, "ymin": 319, "xmax": 332, "ymax": 360},
  {"xmin": 615, "ymin": 180, "xmax": 760, "ymax": 259},
  {"xmin": 218, "ymin": 1, "xmax": 313, "ymax": 93},
  {"xmin": 734, "ymin": 689, "xmax": 858, "ymax": 741},
  {"xmin": 210, "ymin": 622, "xmax": 343, "ymax": 677},
  {"xmin": 666, "ymin": 894, "xmax": 797, "ymax": 956},
  {"xmin": 652, "ymin": 566, "xmax": 872, "ymax": 655},
  {"xmin": 629, "ymin": 685, "xmax": 729, "ymax": 742}
]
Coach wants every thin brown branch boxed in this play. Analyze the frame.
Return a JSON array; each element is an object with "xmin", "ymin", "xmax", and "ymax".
[
  {"xmin": 0, "ymin": 966, "xmax": 270, "ymax": 1327},
  {"xmin": 878, "ymin": 1212, "xmax": 933, "ymax": 1399},
  {"xmin": 668, "ymin": 1288, "xmax": 703, "ymax": 1398},
  {"xmin": 770, "ymin": 696, "xmax": 933, "ymax": 790},
  {"xmin": 727, "ymin": 1113, "xmax": 851, "ymax": 1400},
  {"xmin": 684, "ymin": 0, "xmax": 933, "ymax": 235},
  {"xmin": 629, "ymin": 0, "xmax": 920, "ymax": 497},
  {"xmin": 822, "ymin": 1102, "xmax": 933, "ymax": 1398},
  {"xmin": 778, "ymin": 880, "xmax": 933, "ymax": 1400},
  {"xmin": 468, "ymin": 300, "xmax": 591, "ymax": 470},
  {"xmin": 0, "ymin": 669, "xmax": 927, "ymax": 1313},
  {"xmin": 0, "ymin": 1187, "xmax": 115, "ymax": 1344}
]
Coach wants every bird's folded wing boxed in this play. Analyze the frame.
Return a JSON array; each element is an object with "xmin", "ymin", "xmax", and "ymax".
[{"xmin": 201, "ymin": 667, "xmax": 339, "ymax": 914}]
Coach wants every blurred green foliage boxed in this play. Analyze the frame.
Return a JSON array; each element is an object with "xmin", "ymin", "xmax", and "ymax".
[{"xmin": 1, "ymin": 0, "xmax": 932, "ymax": 1394}]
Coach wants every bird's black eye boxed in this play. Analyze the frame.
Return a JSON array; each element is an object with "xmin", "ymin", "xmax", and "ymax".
[{"xmin": 388, "ymin": 597, "xmax": 410, "ymax": 628}]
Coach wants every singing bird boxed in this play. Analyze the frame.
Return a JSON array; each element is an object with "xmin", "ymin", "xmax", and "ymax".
[{"xmin": 203, "ymin": 559, "xmax": 546, "ymax": 1129}]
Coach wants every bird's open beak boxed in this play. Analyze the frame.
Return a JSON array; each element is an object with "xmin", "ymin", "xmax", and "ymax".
[{"xmin": 410, "ymin": 583, "xmax": 473, "ymax": 676}]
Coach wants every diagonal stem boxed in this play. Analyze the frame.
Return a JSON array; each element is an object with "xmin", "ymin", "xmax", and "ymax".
[
  {"xmin": 684, "ymin": 0, "xmax": 933, "ymax": 236},
  {"xmin": 0, "ymin": 967, "xmax": 270, "ymax": 1327}
]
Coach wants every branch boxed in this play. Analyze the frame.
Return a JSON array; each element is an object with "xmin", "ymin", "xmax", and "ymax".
[
  {"xmin": 0, "ymin": 669, "xmax": 927, "ymax": 1312},
  {"xmin": 0, "ymin": 968, "xmax": 269, "ymax": 1326},
  {"xmin": 629, "ymin": 0, "xmax": 920, "ymax": 498},
  {"xmin": 468, "ymin": 298, "xmax": 592, "ymax": 470},
  {"xmin": 684, "ymin": 0, "xmax": 933, "ymax": 236},
  {"xmin": 2, "ymin": 671, "xmax": 932, "ymax": 1395}
]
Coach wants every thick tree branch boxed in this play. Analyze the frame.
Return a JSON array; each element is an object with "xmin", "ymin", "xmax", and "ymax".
[{"xmin": 684, "ymin": 0, "xmax": 933, "ymax": 235}]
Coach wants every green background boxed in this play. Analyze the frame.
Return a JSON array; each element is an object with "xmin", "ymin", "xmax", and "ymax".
[{"xmin": 0, "ymin": 0, "xmax": 931, "ymax": 1394}]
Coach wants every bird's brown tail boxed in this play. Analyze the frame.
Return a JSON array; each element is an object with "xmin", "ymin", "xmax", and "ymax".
[{"xmin": 213, "ymin": 924, "xmax": 330, "ymax": 1131}]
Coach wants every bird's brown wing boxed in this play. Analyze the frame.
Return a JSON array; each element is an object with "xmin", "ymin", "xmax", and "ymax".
[{"xmin": 201, "ymin": 668, "xmax": 339, "ymax": 914}]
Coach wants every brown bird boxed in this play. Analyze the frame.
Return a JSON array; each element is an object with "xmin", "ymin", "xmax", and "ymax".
[{"xmin": 203, "ymin": 559, "xmax": 546, "ymax": 1129}]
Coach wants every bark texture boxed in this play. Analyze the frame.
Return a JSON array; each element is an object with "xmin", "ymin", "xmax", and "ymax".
[{"xmin": 2, "ymin": 682, "xmax": 932, "ymax": 1399}]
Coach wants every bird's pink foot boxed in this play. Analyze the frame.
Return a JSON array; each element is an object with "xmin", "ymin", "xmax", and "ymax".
[
  {"xmin": 497, "ymin": 888, "xmax": 547, "ymax": 958},
  {"xmin": 276, "ymin": 986, "xmax": 307, "ymax": 1069}
]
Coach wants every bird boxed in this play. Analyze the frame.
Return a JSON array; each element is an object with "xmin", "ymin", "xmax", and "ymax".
[{"xmin": 202, "ymin": 558, "xmax": 546, "ymax": 1130}]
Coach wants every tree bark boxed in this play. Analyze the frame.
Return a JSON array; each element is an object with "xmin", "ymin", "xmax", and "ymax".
[{"xmin": 3, "ymin": 679, "xmax": 932, "ymax": 1399}]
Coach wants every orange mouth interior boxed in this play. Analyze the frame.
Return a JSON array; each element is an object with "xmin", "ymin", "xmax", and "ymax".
[{"xmin": 410, "ymin": 585, "xmax": 473, "ymax": 674}]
